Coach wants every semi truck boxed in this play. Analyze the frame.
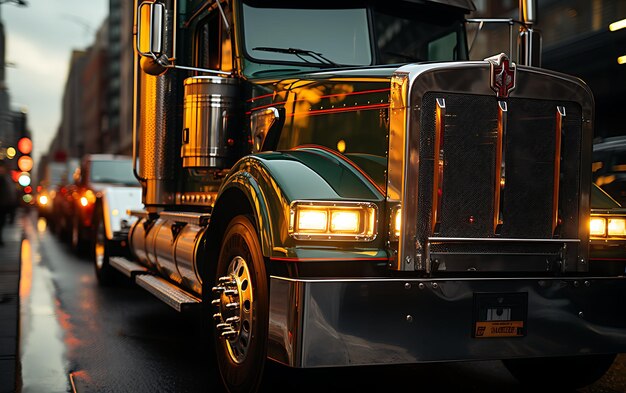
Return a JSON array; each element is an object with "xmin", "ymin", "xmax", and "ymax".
[{"xmin": 99, "ymin": 0, "xmax": 626, "ymax": 392}]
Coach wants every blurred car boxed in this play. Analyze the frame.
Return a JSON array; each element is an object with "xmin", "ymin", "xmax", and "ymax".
[
  {"xmin": 589, "ymin": 183, "xmax": 626, "ymax": 275},
  {"xmin": 55, "ymin": 154, "xmax": 142, "ymax": 254},
  {"xmin": 36, "ymin": 159, "xmax": 79, "ymax": 227}
]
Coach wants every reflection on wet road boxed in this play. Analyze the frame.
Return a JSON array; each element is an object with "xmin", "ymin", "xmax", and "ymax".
[
  {"xmin": 16, "ymin": 211, "xmax": 626, "ymax": 393},
  {"xmin": 19, "ymin": 217, "xmax": 68, "ymax": 393}
]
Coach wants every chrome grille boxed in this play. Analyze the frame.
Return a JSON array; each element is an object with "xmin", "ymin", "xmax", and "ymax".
[{"xmin": 419, "ymin": 93, "xmax": 582, "ymax": 242}]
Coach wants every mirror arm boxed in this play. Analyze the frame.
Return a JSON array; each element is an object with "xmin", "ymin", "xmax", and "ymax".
[{"xmin": 215, "ymin": 0, "xmax": 230, "ymax": 34}]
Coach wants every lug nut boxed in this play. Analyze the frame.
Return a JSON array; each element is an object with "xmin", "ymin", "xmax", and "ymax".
[
  {"xmin": 225, "ymin": 316, "xmax": 240, "ymax": 324},
  {"xmin": 212, "ymin": 286, "xmax": 225, "ymax": 293},
  {"xmin": 222, "ymin": 330, "xmax": 237, "ymax": 339},
  {"xmin": 211, "ymin": 299, "xmax": 221, "ymax": 306},
  {"xmin": 224, "ymin": 289, "xmax": 238, "ymax": 296},
  {"xmin": 213, "ymin": 313, "xmax": 222, "ymax": 322},
  {"xmin": 225, "ymin": 302, "xmax": 240, "ymax": 310}
]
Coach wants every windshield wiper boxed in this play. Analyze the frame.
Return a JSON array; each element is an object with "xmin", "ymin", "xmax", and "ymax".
[{"xmin": 252, "ymin": 47, "xmax": 338, "ymax": 66}]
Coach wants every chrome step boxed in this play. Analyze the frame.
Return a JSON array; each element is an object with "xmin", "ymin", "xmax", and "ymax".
[
  {"xmin": 110, "ymin": 256, "xmax": 148, "ymax": 278},
  {"xmin": 159, "ymin": 211, "xmax": 211, "ymax": 226},
  {"xmin": 136, "ymin": 275, "xmax": 201, "ymax": 312}
]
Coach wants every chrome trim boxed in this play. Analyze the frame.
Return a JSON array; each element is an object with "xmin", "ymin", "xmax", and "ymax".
[
  {"xmin": 177, "ymin": 192, "xmax": 216, "ymax": 206},
  {"xmin": 494, "ymin": 101, "xmax": 507, "ymax": 233},
  {"xmin": 268, "ymin": 276, "xmax": 626, "ymax": 367},
  {"xmin": 388, "ymin": 73, "xmax": 410, "ymax": 269},
  {"xmin": 388, "ymin": 61, "xmax": 594, "ymax": 271},
  {"xmin": 128, "ymin": 209, "xmax": 149, "ymax": 219},
  {"xmin": 159, "ymin": 211, "xmax": 211, "ymax": 226},
  {"xmin": 428, "ymin": 237, "xmax": 580, "ymax": 243},
  {"xmin": 432, "ymin": 98, "xmax": 446, "ymax": 234},
  {"xmin": 553, "ymin": 106, "xmax": 565, "ymax": 234}
]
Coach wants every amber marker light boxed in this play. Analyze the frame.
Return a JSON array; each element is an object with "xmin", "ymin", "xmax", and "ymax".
[
  {"xmin": 393, "ymin": 208, "xmax": 402, "ymax": 238},
  {"xmin": 290, "ymin": 201, "xmax": 377, "ymax": 241},
  {"xmin": 608, "ymin": 218, "xmax": 626, "ymax": 237},
  {"xmin": 590, "ymin": 217, "xmax": 606, "ymax": 237}
]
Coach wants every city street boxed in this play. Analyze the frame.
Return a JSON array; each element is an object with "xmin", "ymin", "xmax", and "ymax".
[{"xmin": 14, "ymin": 208, "xmax": 626, "ymax": 393}]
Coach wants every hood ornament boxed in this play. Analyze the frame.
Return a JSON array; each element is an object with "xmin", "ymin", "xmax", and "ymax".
[{"xmin": 485, "ymin": 53, "xmax": 516, "ymax": 98}]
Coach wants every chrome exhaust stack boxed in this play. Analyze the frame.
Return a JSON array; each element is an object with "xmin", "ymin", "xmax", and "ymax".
[{"xmin": 518, "ymin": 0, "xmax": 542, "ymax": 67}]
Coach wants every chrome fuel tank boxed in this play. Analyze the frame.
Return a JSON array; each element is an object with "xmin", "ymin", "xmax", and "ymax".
[{"xmin": 181, "ymin": 76, "xmax": 240, "ymax": 169}]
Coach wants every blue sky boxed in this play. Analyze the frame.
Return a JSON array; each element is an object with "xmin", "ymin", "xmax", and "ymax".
[{"xmin": 3, "ymin": 0, "xmax": 108, "ymax": 165}]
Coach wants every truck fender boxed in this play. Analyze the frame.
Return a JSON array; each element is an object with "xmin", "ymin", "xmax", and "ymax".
[
  {"xmin": 208, "ymin": 151, "xmax": 384, "ymax": 261},
  {"xmin": 209, "ymin": 168, "xmax": 275, "ymax": 258},
  {"xmin": 97, "ymin": 186, "xmax": 143, "ymax": 241}
]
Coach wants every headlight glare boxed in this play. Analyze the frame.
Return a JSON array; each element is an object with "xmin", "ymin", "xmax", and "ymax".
[
  {"xmin": 290, "ymin": 201, "xmax": 377, "ymax": 241},
  {"xmin": 590, "ymin": 217, "xmax": 606, "ymax": 237},
  {"xmin": 297, "ymin": 209, "xmax": 328, "ymax": 232},
  {"xmin": 608, "ymin": 218, "xmax": 626, "ymax": 236},
  {"xmin": 330, "ymin": 210, "xmax": 360, "ymax": 233}
]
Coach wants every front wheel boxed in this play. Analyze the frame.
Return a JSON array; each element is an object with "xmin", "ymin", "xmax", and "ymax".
[
  {"xmin": 210, "ymin": 215, "xmax": 268, "ymax": 393},
  {"xmin": 93, "ymin": 206, "xmax": 117, "ymax": 286},
  {"xmin": 503, "ymin": 354, "xmax": 616, "ymax": 390}
]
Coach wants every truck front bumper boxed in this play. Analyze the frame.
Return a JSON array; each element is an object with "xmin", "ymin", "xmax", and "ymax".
[{"xmin": 268, "ymin": 276, "xmax": 626, "ymax": 368}]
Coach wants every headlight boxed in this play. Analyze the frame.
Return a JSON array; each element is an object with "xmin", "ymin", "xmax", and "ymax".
[
  {"xmin": 290, "ymin": 201, "xmax": 377, "ymax": 241},
  {"xmin": 38, "ymin": 195, "xmax": 49, "ymax": 206},
  {"xmin": 590, "ymin": 217, "xmax": 606, "ymax": 237},
  {"xmin": 608, "ymin": 218, "xmax": 626, "ymax": 236},
  {"xmin": 80, "ymin": 196, "xmax": 89, "ymax": 207}
]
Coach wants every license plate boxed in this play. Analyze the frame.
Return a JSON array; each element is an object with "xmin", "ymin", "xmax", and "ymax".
[{"xmin": 473, "ymin": 292, "xmax": 527, "ymax": 338}]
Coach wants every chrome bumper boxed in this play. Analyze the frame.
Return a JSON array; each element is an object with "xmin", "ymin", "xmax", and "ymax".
[{"xmin": 268, "ymin": 276, "xmax": 626, "ymax": 368}]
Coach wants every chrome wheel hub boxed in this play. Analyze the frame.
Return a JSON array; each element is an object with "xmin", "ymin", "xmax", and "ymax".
[{"xmin": 212, "ymin": 256, "xmax": 253, "ymax": 364}]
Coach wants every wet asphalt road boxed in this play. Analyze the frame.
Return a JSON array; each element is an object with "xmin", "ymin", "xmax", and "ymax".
[{"xmin": 17, "ymin": 209, "xmax": 626, "ymax": 393}]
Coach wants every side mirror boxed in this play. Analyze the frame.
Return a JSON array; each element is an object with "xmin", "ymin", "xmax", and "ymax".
[{"xmin": 137, "ymin": 2, "xmax": 165, "ymax": 58}]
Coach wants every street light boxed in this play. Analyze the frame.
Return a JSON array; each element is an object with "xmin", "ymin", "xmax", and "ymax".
[{"xmin": 610, "ymin": 18, "xmax": 626, "ymax": 64}]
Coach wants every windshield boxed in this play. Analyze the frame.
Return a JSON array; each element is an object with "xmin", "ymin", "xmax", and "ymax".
[
  {"xmin": 241, "ymin": 2, "xmax": 467, "ymax": 71},
  {"xmin": 89, "ymin": 160, "xmax": 138, "ymax": 186}
]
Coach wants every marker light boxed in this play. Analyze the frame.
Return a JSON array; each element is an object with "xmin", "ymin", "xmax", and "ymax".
[
  {"xmin": 80, "ymin": 196, "xmax": 89, "ymax": 207},
  {"xmin": 290, "ymin": 201, "xmax": 377, "ymax": 241},
  {"xmin": 38, "ymin": 195, "xmax": 48, "ymax": 205},
  {"xmin": 393, "ymin": 208, "xmax": 402, "ymax": 238}
]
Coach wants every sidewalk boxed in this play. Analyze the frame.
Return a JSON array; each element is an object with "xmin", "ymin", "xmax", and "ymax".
[{"xmin": 0, "ymin": 211, "xmax": 24, "ymax": 393}]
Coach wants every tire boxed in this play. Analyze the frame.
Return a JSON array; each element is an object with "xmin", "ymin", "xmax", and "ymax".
[
  {"xmin": 211, "ymin": 215, "xmax": 268, "ymax": 393},
  {"xmin": 503, "ymin": 353, "xmax": 616, "ymax": 389},
  {"xmin": 93, "ymin": 205, "xmax": 117, "ymax": 286}
]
